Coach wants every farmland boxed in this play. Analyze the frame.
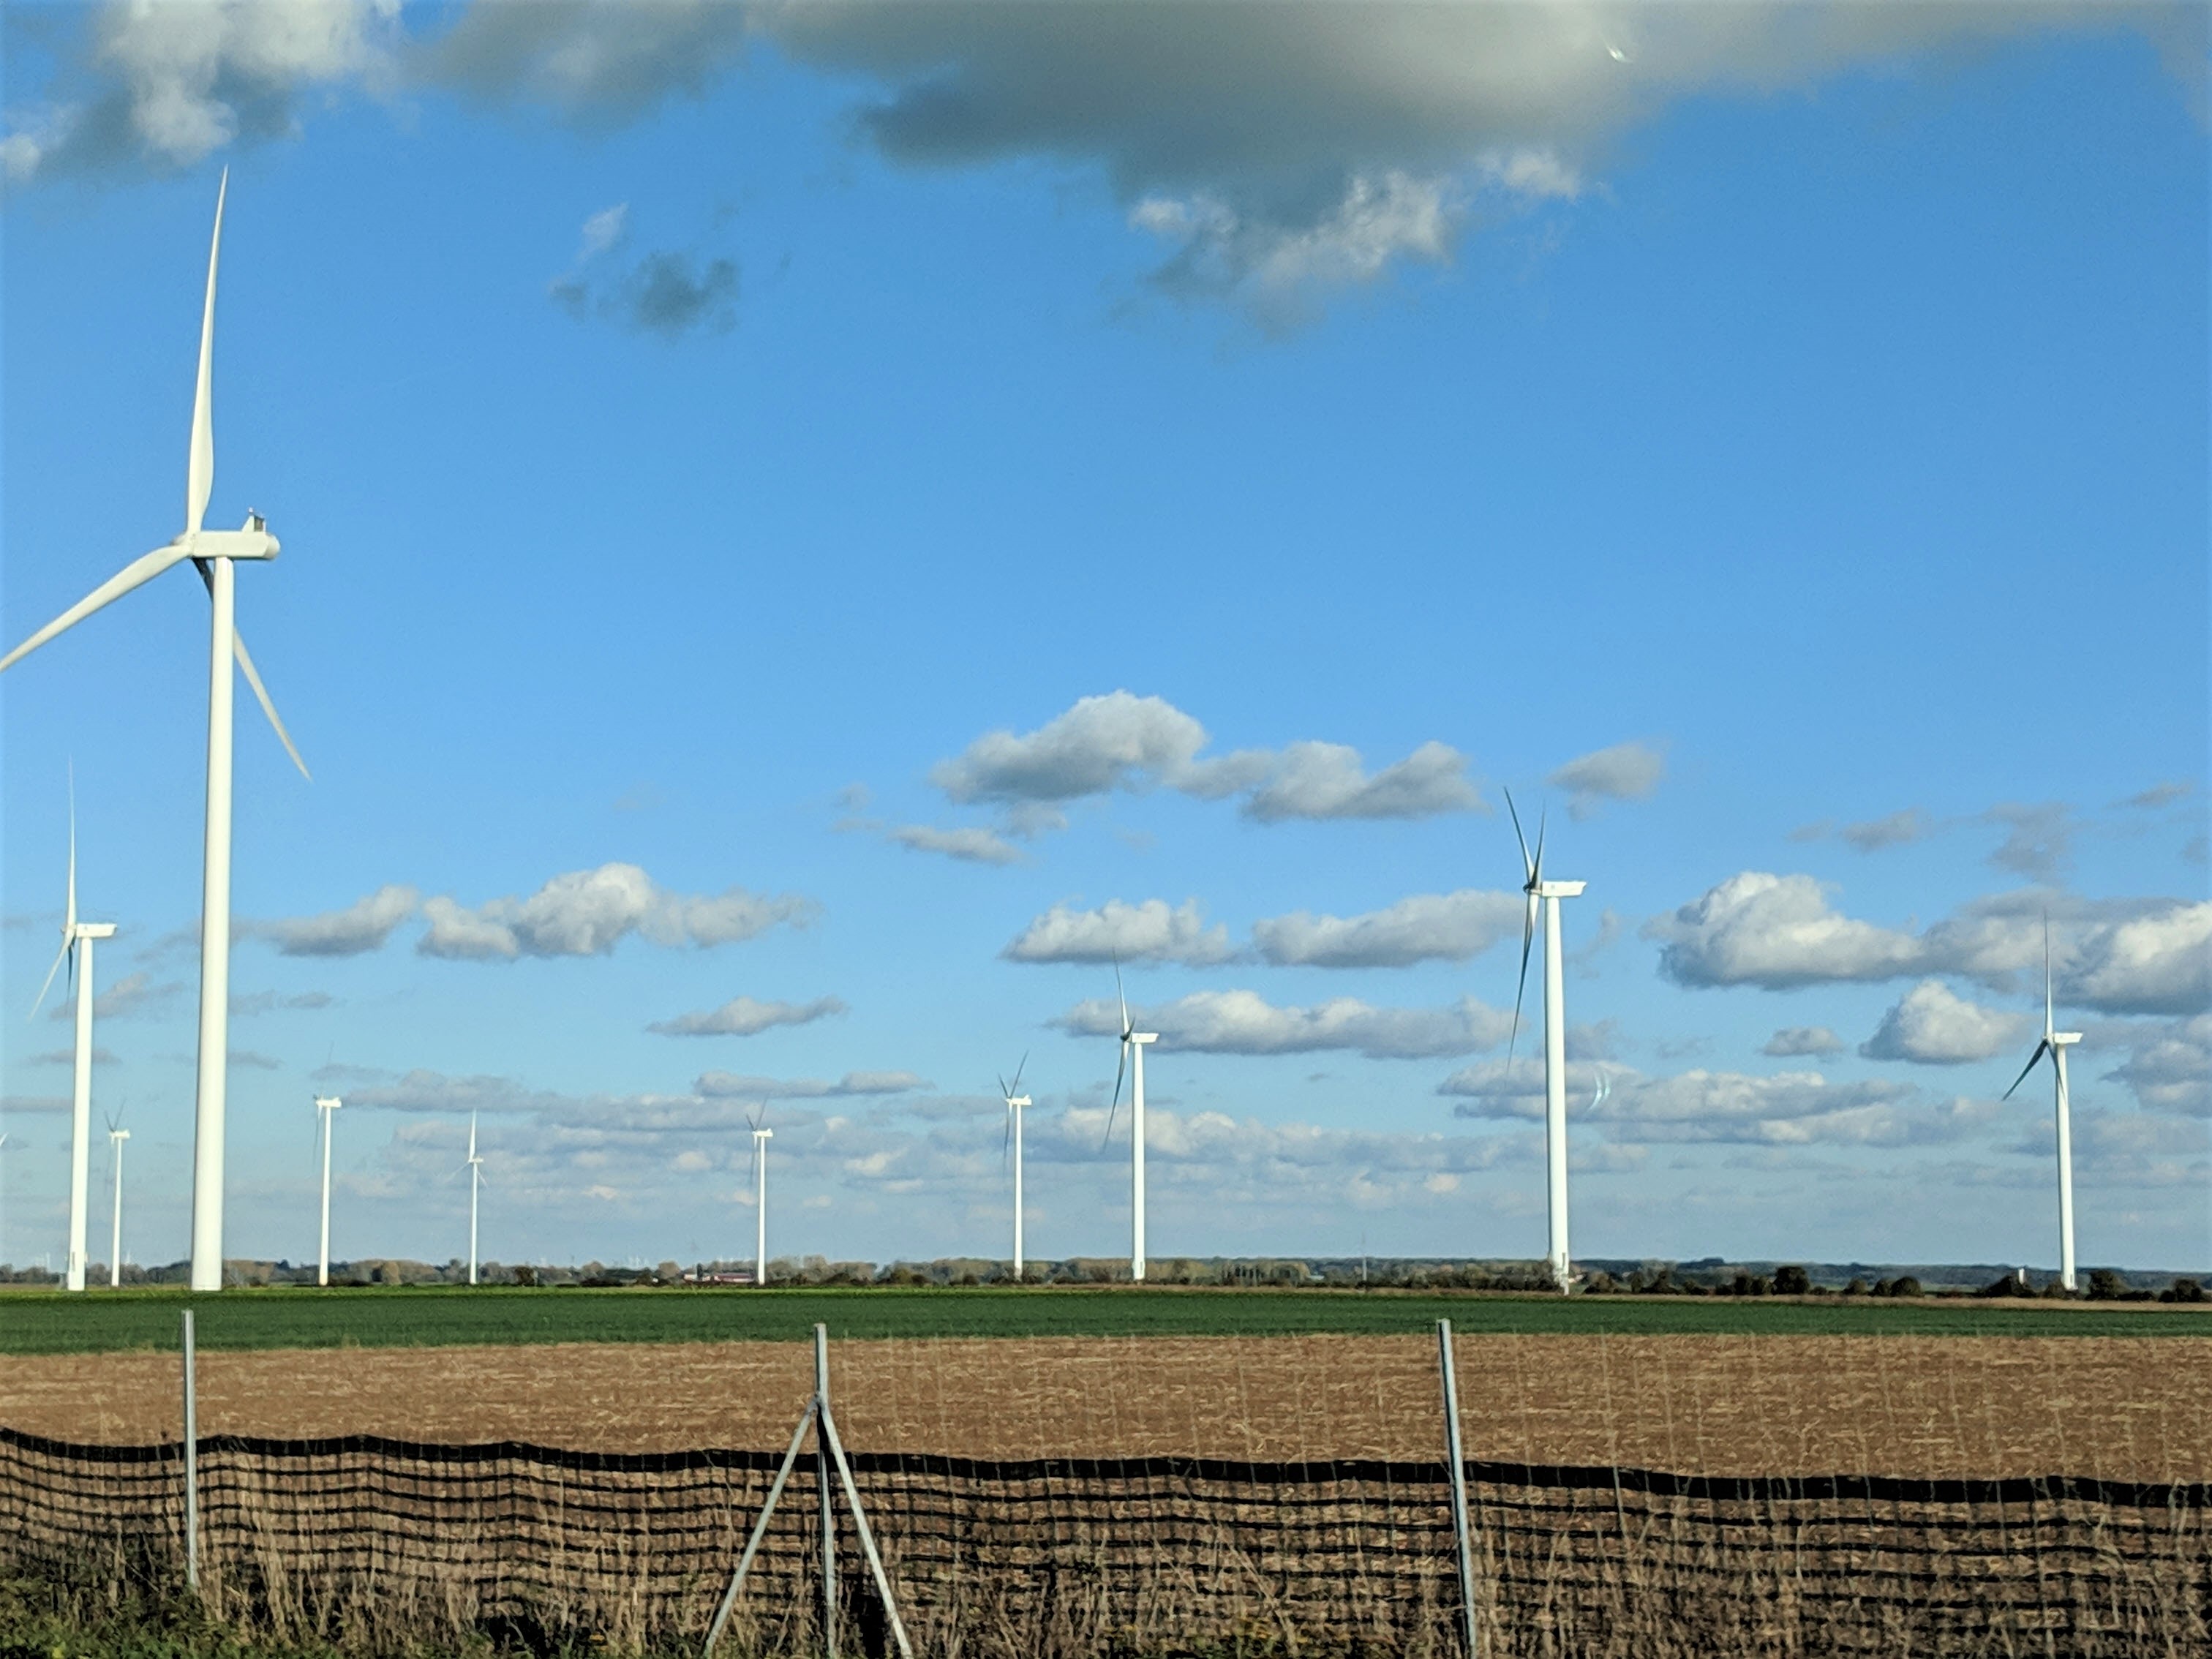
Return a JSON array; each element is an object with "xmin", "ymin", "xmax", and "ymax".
[{"xmin": 1, "ymin": 1282, "xmax": 2205, "ymax": 1355}]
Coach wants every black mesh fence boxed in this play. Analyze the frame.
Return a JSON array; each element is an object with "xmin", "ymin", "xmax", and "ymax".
[{"xmin": 3, "ymin": 1426, "xmax": 2205, "ymax": 1656}]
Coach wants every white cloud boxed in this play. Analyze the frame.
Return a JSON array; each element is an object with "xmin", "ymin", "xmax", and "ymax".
[
  {"xmin": 418, "ymin": 863, "xmax": 814, "ymax": 960},
  {"xmin": 648, "ymin": 996, "xmax": 847, "ymax": 1039},
  {"xmin": 1057, "ymin": 988, "xmax": 1510, "ymax": 1061},
  {"xmin": 929, "ymin": 691, "xmax": 1476, "ymax": 827},
  {"xmin": 1649, "ymin": 872, "xmax": 1922, "ymax": 990},
  {"xmin": 887, "ymin": 825, "xmax": 1026, "ymax": 866},
  {"xmin": 579, "ymin": 201, "xmax": 628, "ymax": 257},
  {"xmin": 5, "ymin": 0, "xmax": 400, "ymax": 184},
  {"xmin": 1004, "ymin": 899, "xmax": 1232, "ymax": 967},
  {"xmin": 50, "ymin": 971, "xmax": 185, "ymax": 1023},
  {"xmin": 1441, "ymin": 1061, "xmax": 1970, "ymax": 1148},
  {"xmin": 252, "ymin": 884, "xmax": 420, "ymax": 957},
  {"xmin": 1762, "ymin": 1026, "xmax": 1844, "ymax": 1058},
  {"xmin": 1252, "ymin": 889, "xmax": 1521, "ymax": 968},
  {"xmin": 1649, "ymin": 875, "xmax": 2208, "ymax": 1017},
  {"xmin": 1546, "ymin": 741, "xmax": 1664, "ymax": 819},
  {"xmin": 1860, "ymin": 980, "xmax": 2028, "ymax": 1066}
]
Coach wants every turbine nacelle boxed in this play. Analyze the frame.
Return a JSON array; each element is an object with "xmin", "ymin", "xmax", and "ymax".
[
  {"xmin": 186, "ymin": 516, "xmax": 280, "ymax": 562},
  {"xmin": 77, "ymin": 922, "xmax": 117, "ymax": 941},
  {"xmin": 1535, "ymin": 879, "xmax": 1587, "ymax": 900}
]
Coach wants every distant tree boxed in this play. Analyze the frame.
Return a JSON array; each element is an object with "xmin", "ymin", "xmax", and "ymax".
[
  {"xmin": 513, "ymin": 1265, "xmax": 537, "ymax": 1287},
  {"xmin": 1843, "ymin": 1277, "xmax": 1869, "ymax": 1297},
  {"xmin": 2087, "ymin": 1268, "xmax": 2126, "ymax": 1301},
  {"xmin": 1886, "ymin": 1276, "xmax": 1922, "ymax": 1298},
  {"xmin": 1772, "ymin": 1265, "xmax": 1812, "ymax": 1297},
  {"xmin": 2162, "ymin": 1277, "xmax": 2205, "ymax": 1304}
]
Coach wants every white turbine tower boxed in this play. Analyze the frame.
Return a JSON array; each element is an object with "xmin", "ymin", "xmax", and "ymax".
[
  {"xmin": 1100, "ymin": 963, "xmax": 1158, "ymax": 1282},
  {"xmin": 2001, "ymin": 923, "xmax": 2083, "ymax": 1293},
  {"xmin": 0, "ymin": 171, "xmax": 309, "ymax": 1295},
  {"xmin": 1505, "ymin": 790, "xmax": 1586, "ymax": 1295},
  {"xmin": 29, "ymin": 780, "xmax": 116, "ymax": 1294},
  {"xmin": 998, "ymin": 1056, "xmax": 1031, "ymax": 1279},
  {"xmin": 463, "ymin": 1112, "xmax": 484, "ymax": 1286},
  {"xmin": 748, "ymin": 1113, "xmax": 773, "ymax": 1287},
  {"xmin": 313, "ymin": 1095, "xmax": 344, "ymax": 1287},
  {"xmin": 105, "ymin": 1119, "xmax": 130, "ymax": 1287}
]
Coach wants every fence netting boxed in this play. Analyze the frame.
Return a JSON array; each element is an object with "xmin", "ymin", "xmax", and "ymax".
[{"xmin": 2, "ymin": 1426, "xmax": 2204, "ymax": 1657}]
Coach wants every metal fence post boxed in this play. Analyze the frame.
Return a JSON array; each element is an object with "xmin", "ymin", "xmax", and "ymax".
[
  {"xmin": 1438, "ymin": 1318, "xmax": 1481, "ymax": 1658},
  {"xmin": 816, "ymin": 1323, "xmax": 837, "ymax": 1658},
  {"xmin": 181, "ymin": 1308, "xmax": 200, "ymax": 1592}
]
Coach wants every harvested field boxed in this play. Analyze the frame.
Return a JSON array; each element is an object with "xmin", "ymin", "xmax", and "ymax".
[{"xmin": 4, "ymin": 1332, "xmax": 2203, "ymax": 1480}]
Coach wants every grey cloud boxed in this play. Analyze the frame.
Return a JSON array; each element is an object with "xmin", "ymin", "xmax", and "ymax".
[
  {"xmin": 2118, "ymin": 781, "xmax": 2194, "ymax": 811},
  {"xmin": 1252, "ymin": 889, "xmax": 1521, "ymax": 969},
  {"xmin": 30, "ymin": 1047, "xmax": 121, "ymax": 1068},
  {"xmin": 1649, "ymin": 874, "xmax": 2208, "ymax": 1016},
  {"xmin": 1004, "ymin": 899, "xmax": 1231, "ymax": 967},
  {"xmin": 418, "ymin": 863, "xmax": 816, "ymax": 960},
  {"xmin": 557, "ymin": 249, "xmax": 739, "ymax": 339},
  {"xmin": 231, "ymin": 990, "xmax": 336, "ymax": 1017},
  {"xmin": 233, "ymin": 1049, "xmax": 282, "ymax": 1071},
  {"xmin": 1859, "ymin": 980, "xmax": 2028, "ymax": 1066},
  {"xmin": 0, "ymin": 1093, "xmax": 69, "ymax": 1113},
  {"xmin": 930, "ymin": 691, "xmax": 1476, "ymax": 826},
  {"xmin": 2102, "ymin": 1015, "xmax": 2209, "ymax": 1116},
  {"xmin": 1243, "ymin": 740, "xmax": 1478, "ymax": 823},
  {"xmin": 1546, "ymin": 741, "xmax": 1664, "ymax": 820},
  {"xmin": 1982, "ymin": 802, "xmax": 2075, "ymax": 881},
  {"xmin": 1056, "ymin": 988, "xmax": 1511, "ymax": 1061},
  {"xmin": 2006, "ymin": 1107, "xmax": 2209, "ymax": 1188},
  {"xmin": 1762, "ymin": 1026, "xmax": 1844, "ymax": 1058},
  {"xmin": 50, "ymin": 971, "xmax": 185, "ymax": 1023},
  {"xmin": 424, "ymin": 0, "xmax": 753, "ymax": 121},
  {"xmin": 251, "ymin": 884, "xmax": 420, "ymax": 957},
  {"xmin": 648, "ymin": 995, "xmax": 848, "ymax": 1038},
  {"xmin": 1840, "ymin": 808, "xmax": 1935, "ymax": 853},
  {"xmin": 696, "ymin": 1069, "xmax": 928, "ymax": 1101},
  {"xmin": 887, "ymin": 825, "xmax": 1026, "ymax": 866}
]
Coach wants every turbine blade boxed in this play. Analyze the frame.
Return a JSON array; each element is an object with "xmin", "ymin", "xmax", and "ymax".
[
  {"xmin": 467, "ymin": 1111, "xmax": 478, "ymax": 1162},
  {"xmin": 188, "ymin": 170, "xmax": 227, "ymax": 537},
  {"xmin": 2001, "ymin": 1040, "xmax": 2050, "ymax": 1102},
  {"xmin": 1011, "ymin": 1051, "xmax": 1028, "ymax": 1096},
  {"xmin": 1532, "ymin": 806, "xmax": 1546, "ymax": 887},
  {"xmin": 2042, "ymin": 917, "xmax": 2053, "ymax": 1038},
  {"xmin": 1504, "ymin": 786, "xmax": 1534, "ymax": 882},
  {"xmin": 1002, "ymin": 1107, "xmax": 1012, "ymax": 1170},
  {"xmin": 1102, "ymin": 1043, "xmax": 1126, "ymax": 1149},
  {"xmin": 1506, "ymin": 895, "xmax": 1536, "ymax": 1071},
  {"xmin": 29, "ymin": 936, "xmax": 69, "ymax": 1021},
  {"xmin": 1114, "ymin": 958, "xmax": 1129, "ymax": 1037},
  {"xmin": 195, "ymin": 561, "xmax": 310, "ymax": 779},
  {"xmin": 0, "ymin": 543, "xmax": 195, "ymax": 676}
]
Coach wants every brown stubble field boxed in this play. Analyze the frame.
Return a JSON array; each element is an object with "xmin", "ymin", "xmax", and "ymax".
[{"xmin": 3, "ymin": 1333, "xmax": 2202, "ymax": 1481}]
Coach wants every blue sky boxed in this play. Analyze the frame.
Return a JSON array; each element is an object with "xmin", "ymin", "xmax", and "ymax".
[{"xmin": 2, "ymin": 1, "xmax": 2205, "ymax": 1276}]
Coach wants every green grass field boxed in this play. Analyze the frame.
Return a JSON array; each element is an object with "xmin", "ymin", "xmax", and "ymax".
[{"xmin": 1, "ymin": 1284, "xmax": 2205, "ymax": 1353}]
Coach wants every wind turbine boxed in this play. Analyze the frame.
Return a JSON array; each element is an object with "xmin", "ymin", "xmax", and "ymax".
[
  {"xmin": 1505, "ymin": 789, "xmax": 1586, "ymax": 1295},
  {"xmin": 1100, "ymin": 963, "xmax": 1158, "ymax": 1282},
  {"xmin": 2001, "ymin": 922, "xmax": 2083, "ymax": 1293},
  {"xmin": 313, "ymin": 1096, "xmax": 343, "ymax": 1287},
  {"xmin": 29, "ymin": 777, "xmax": 116, "ymax": 1294},
  {"xmin": 462, "ymin": 1112, "xmax": 484, "ymax": 1286},
  {"xmin": 0, "ymin": 171, "xmax": 309, "ymax": 1295},
  {"xmin": 748, "ymin": 1112, "xmax": 773, "ymax": 1287},
  {"xmin": 998, "ymin": 1056, "xmax": 1031, "ymax": 1279},
  {"xmin": 105, "ymin": 1118, "xmax": 130, "ymax": 1287}
]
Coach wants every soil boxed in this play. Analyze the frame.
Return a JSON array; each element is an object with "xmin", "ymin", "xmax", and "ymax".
[{"xmin": 2, "ymin": 1333, "xmax": 2200, "ymax": 1481}]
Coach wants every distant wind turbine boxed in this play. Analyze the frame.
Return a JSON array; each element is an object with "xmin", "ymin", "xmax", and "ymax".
[
  {"xmin": 0, "ymin": 171, "xmax": 309, "ymax": 1294},
  {"xmin": 463, "ymin": 1111, "xmax": 484, "ymax": 1286},
  {"xmin": 748, "ymin": 1111, "xmax": 774, "ymax": 1287},
  {"xmin": 29, "ymin": 775, "xmax": 115, "ymax": 1294},
  {"xmin": 313, "ymin": 1096, "xmax": 344, "ymax": 1287},
  {"xmin": 998, "ymin": 1056, "xmax": 1031, "ymax": 1279},
  {"xmin": 1100, "ymin": 962, "xmax": 1159, "ymax": 1282},
  {"xmin": 106, "ymin": 1118, "xmax": 130, "ymax": 1288},
  {"xmin": 1505, "ymin": 789, "xmax": 1587, "ymax": 1295},
  {"xmin": 2001, "ymin": 922, "xmax": 2083, "ymax": 1293}
]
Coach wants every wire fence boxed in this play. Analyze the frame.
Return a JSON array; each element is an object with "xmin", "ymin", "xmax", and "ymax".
[{"xmin": 3, "ymin": 1424, "xmax": 2205, "ymax": 1658}]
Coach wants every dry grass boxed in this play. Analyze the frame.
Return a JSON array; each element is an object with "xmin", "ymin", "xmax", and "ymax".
[{"xmin": 4, "ymin": 1333, "xmax": 2204, "ymax": 1480}]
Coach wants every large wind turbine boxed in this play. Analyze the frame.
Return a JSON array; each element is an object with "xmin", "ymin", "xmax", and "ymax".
[
  {"xmin": 998, "ymin": 1056, "xmax": 1031, "ymax": 1279},
  {"xmin": 1505, "ymin": 790, "xmax": 1586, "ymax": 1295},
  {"xmin": 313, "ymin": 1096, "xmax": 343, "ymax": 1287},
  {"xmin": 0, "ymin": 171, "xmax": 309, "ymax": 1295},
  {"xmin": 463, "ymin": 1112, "xmax": 484, "ymax": 1286},
  {"xmin": 2001, "ymin": 924, "xmax": 2083, "ymax": 1293},
  {"xmin": 748, "ymin": 1113, "xmax": 773, "ymax": 1287},
  {"xmin": 29, "ymin": 782, "xmax": 115, "ymax": 1294},
  {"xmin": 1100, "ymin": 964, "xmax": 1158, "ymax": 1282},
  {"xmin": 105, "ymin": 1119, "xmax": 130, "ymax": 1287}
]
